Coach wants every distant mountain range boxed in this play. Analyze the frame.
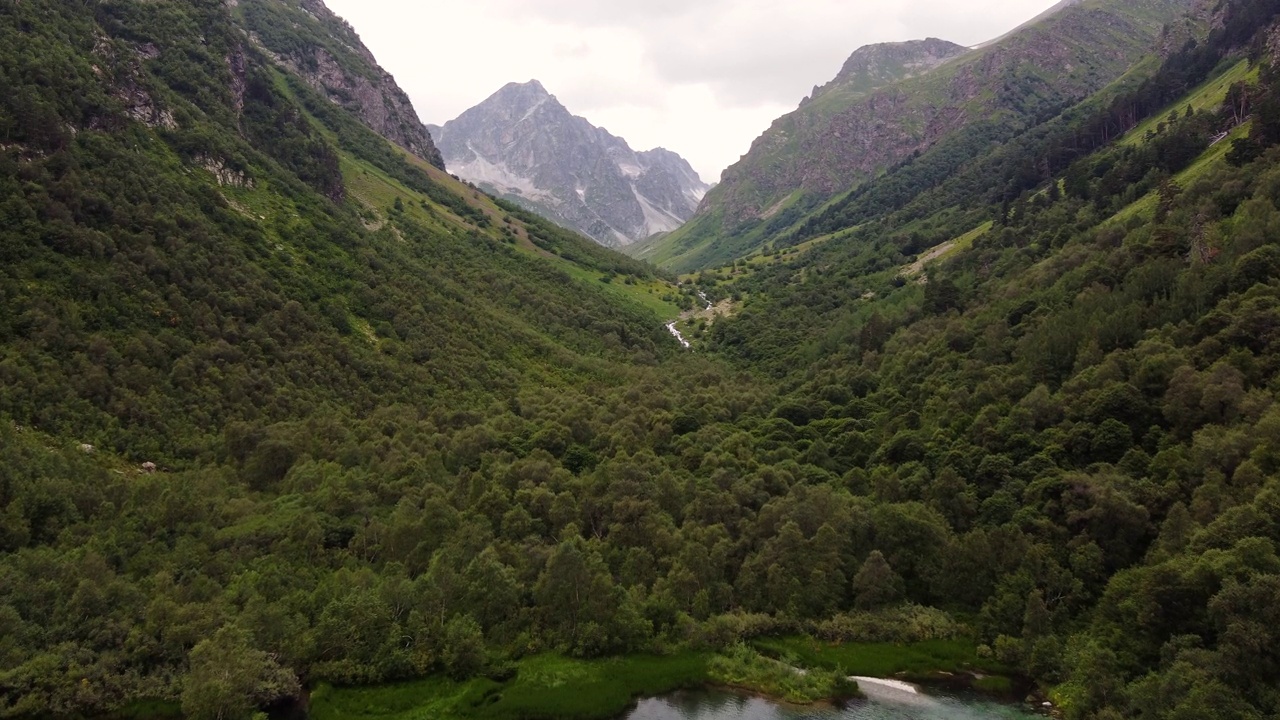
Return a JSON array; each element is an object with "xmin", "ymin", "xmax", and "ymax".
[{"xmin": 429, "ymin": 81, "xmax": 710, "ymax": 247}]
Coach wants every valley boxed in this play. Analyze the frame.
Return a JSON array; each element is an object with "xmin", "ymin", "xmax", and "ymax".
[{"xmin": 1, "ymin": 1, "xmax": 1279, "ymax": 720}]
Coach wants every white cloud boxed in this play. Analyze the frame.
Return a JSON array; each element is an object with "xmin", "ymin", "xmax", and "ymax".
[{"xmin": 322, "ymin": 0, "xmax": 1063, "ymax": 182}]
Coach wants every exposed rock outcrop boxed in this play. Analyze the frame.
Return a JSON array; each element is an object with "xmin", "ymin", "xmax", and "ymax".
[
  {"xmin": 91, "ymin": 34, "xmax": 178, "ymax": 131},
  {"xmin": 240, "ymin": 0, "xmax": 445, "ymax": 169},
  {"xmin": 196, "ymin": 155, "xmax": 254, "ymax": 188}
]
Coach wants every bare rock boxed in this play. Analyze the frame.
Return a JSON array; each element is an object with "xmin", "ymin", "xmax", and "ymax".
[
  {"xmin": 432, "ymin": 81, "xmax": 710, "ymax": 247},
  {"xmin": 196, "ymin": 154, "xmax": 253, "ymax": 188},
  {"xmin": 244, "ymin": 0, "xmax": 445, "ymax": 169}
]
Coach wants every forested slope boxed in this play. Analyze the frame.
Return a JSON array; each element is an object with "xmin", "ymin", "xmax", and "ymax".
[
  {"xmin": 693, "ymin": 0, "xmax": 1280, "ymax": 715},
  {"xmin": 0, "ymin": 0, "xmax": 677, "ymax": 466},
  {"xmin": 1, "ymin": 1, "xmax": 1279, "ymax": 720},
  {"xmin": 640, "ymin": 0, "xmax": 1204, "ymax": 273}
]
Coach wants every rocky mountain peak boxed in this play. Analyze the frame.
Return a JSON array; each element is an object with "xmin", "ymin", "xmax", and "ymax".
[
  {"xmin": 486, "ymin": 79, "xmax": 555, "ymax": 110},
  {"xmin": 432, "ymin": 81, "xmax": 710, "ymax": 247},
  {"xmin": 807, "ymin": 38, "xmax": 970, "ymax": 104},
  {"xmin": 505, "ymin": 78, "xmax": 549, "ymax": 94},
  {"xmin": 837, "ymin": 38, "xmax": 969, "ymax": 83}
]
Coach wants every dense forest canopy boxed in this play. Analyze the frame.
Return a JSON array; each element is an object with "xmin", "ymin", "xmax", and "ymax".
[{"xmin": 1, "ymin": 1, "xmax": 1279, "ymax": 720}]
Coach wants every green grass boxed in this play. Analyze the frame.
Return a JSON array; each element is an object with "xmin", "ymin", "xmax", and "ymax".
[
  {"xmin": 707, "ymin": 644, "xmax": 852, "ymax": 705},
  {"xmin": 753, "ymin": 636, "xmax": 1007, "ymax": 680},
  {"xmin": 342, "ymin": 156, "xmax": 475, "ymax": 238},
  {"xmin": 902, "ymin": 220, "xmax": 993, "ymax": 278},
  {"xmin": 628, "ymin": 207, "xmax": 725, "ymax": 270},
  {"xmin": 1121, "ymin": 59, "xmax": 1255, "ymax": 147},
  {"xmin": 310, "ymin": 652, "xmax": 711, "ymax": 720},
  {"xmin": 950, "ymin": 220, "xmax": 993, "ymax": 254},
  {"xmin": 311, "ymin": 675, "xmax": 483, "ymax": 720},
  {"xmin": 1109, "ymin": 122, "xmax": 1251, "ymax": 225},
  {"xmin": 488, "ymin": 653, "xmax": 710, "ymax": 720},
  {"xmin": 557, "ymin": 262, "xmax": 684, "ymax": 320},
  {"xmin": 339, "ymin": 148, "xmax": 683, "ymax": 323},
  {"xmin": 751, "ymin": 233, "xmax": 838, "ymax": 266},
  {"xmin": 680, "ymin": 232, "xmax": 840, "ymax": 298},
  {"xmin": 635, "ymin": 188, "xmax": 840, "ymax": 275},
  {"xmin": 107, "ymin": 699, "xmax": 182, "ymax": 720}
]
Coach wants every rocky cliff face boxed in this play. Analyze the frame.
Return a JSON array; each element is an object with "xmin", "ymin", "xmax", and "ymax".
[
  {"xmin": 697, "ymin": 0, "xmax": 1197, "ymax": 232},
  {"xmin": 236, "ymin": 0, "xmax": 445, "ymax": 169},
  {"xmin": 431, "ymin": 81, "xmax": 709, "ymax": 246}
]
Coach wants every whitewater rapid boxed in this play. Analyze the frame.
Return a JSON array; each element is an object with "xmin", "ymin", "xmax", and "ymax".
[{"xmin": 667, "ymin": 322, "xmax": 690, "ymax": 349}]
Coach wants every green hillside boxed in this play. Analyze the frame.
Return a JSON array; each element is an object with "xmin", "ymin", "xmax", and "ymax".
[
  {"xmin": 0, "ymin": 0, "xmax": 690, "ymax": 464},
  {"xmin": 639, "ymin": 0, "xmax": 1201, "ymax": 273},
  {"xmin": 3, "ymin": 1, "xmax": 1280, "ymax": 720}
]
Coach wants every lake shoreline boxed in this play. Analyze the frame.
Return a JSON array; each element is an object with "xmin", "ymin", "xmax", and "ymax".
[
  {"xmin": 622, "ymin": 682, "xmax": 1048, "ymax": 720},
  {"xmin": 64, "ymin": 640, "xmax": 1037, "ymax": 720},
  {"xmin": 302, "ymin": 642, "xmax": 1041, "ymax": 720},
  {"xmin": 700, "ymin": 680, "xmax": 865, "ymax": 710}
]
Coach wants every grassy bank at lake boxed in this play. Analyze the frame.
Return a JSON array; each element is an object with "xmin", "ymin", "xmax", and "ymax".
[
  {"xmin": 312, "ymin": 643, "xmax": 880, "ymax": 720},
  {"xmin": 753, "ymin": 636, "xmax": 1012, "ymax": 690},
  {"xmin": 310, "ymin": 653, "xmax": 711, "ymax": 720},
  {"xmin": 707, "ymin": 644, "xmax": 861, "ymax": 705}
]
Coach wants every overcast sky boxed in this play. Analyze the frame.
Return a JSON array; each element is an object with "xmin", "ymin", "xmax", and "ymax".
[{"xmin": 324, "ymin": 0, "xmax": 1063, "ymax": 182}]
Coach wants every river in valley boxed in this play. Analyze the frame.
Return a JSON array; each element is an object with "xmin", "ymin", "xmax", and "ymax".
[
  {"xmin": 622, "ymin": 677, "xmax": 1044, "ymax": 720},
  {"xmin": 665, "ymin": 290, "xmax": 715, "ymax": 349}
]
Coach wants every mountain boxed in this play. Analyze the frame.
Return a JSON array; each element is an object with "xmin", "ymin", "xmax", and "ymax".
[
  {"xmin": 0, "ymin": 0, "xmax": 684, "ymax": 466},
  {"xmin": 430, "ymin": 81, "xmax": 710, "ymax": 247},
  {"xmin": 0, "ymin": 2, "xmax": 697, "ymax": 707},
  {"xmin": 807, "ymin": 38, "xmax": 970, "ymax": 105},
  {"xmin": 5, "ymin": 0, "xmax": 1280, "ymax": 719},
  {"xmin": 635, "ymin": 0, "xmax": 1200, "ymax": 272}
]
